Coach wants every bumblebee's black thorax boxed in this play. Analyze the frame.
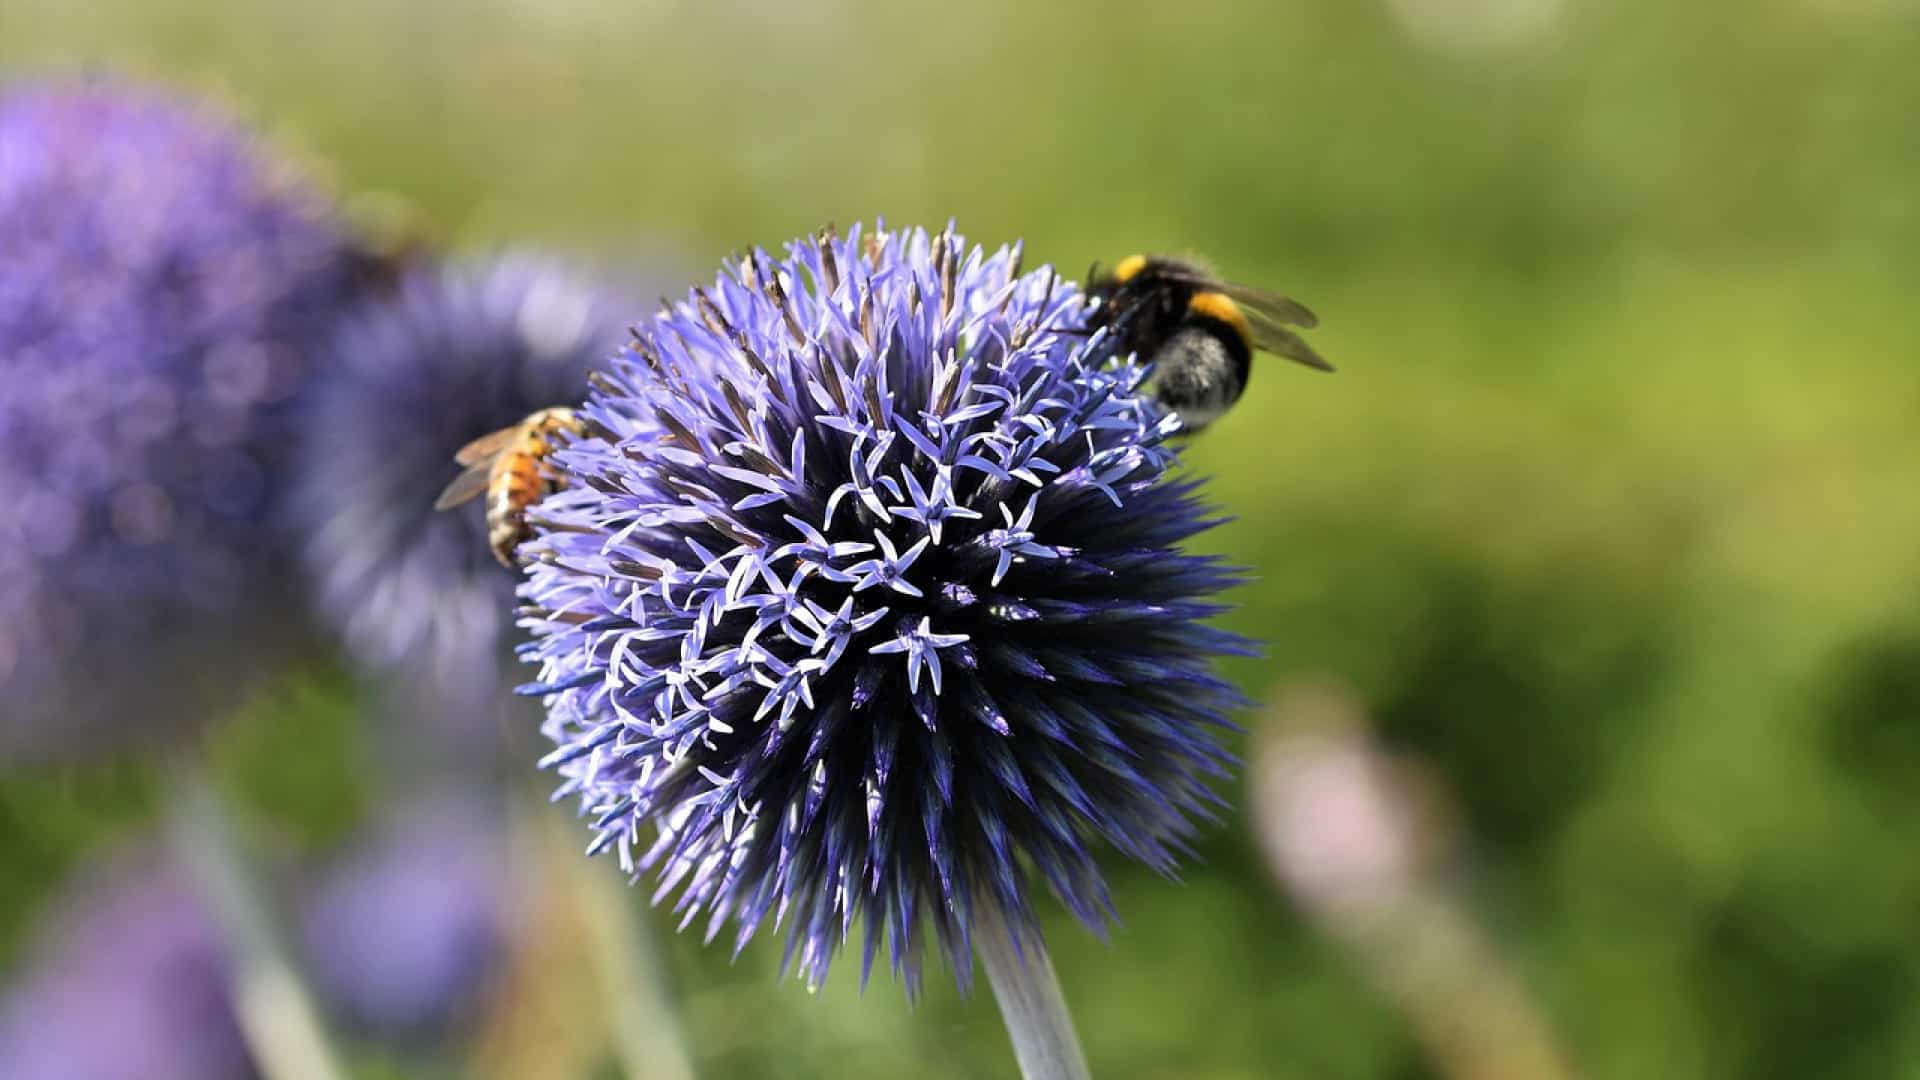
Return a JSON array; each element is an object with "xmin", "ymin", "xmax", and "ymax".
[
  {"xmin": 1082, "ymin": 250, "xmax": 1326, "ymax": 432},
  {"xmin": 1086, "ymin": 256, "xmax": 1248, "ymax": 362}
]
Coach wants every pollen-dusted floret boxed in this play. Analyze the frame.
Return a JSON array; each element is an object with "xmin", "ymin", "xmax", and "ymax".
[
  {"xmin": 518, "ymin": 223, "xmax": 1250, "ymax": 992},
  {"xmin": 293, "ymin": 254, "xmax": 635, "ymax": 738},
  {"xmin": 0, "ymin": 81, "xmax": 365, "ymax": 756}
]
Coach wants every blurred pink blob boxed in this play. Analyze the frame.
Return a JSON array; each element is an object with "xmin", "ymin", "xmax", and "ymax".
[
  {"xmin": 1252, "ymin": 679, "xmax": 1453, "ymax": 919},
  {"xmin": 1251, "ymin": 678, "xmax": 1578, "ymax": 1080}
]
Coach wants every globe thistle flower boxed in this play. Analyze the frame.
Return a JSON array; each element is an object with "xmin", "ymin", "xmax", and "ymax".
[
  {"xmin": 518, "ymin": 223, "xmax": 1248, "ymax": 992},
  {"xmin": 0, "ymin": 81, "xmax": 366, "ymax": 755},
  {"xmin": 298, "ymin": 796, "xmax": 510, "ymax": 1042},
  {"xmin": 293, "ymin": 254, "xmax": 634, "ymax": 743},
  {"xmin": 0, "ymin": 858, "xmax": 253, "ymax": 1080}
]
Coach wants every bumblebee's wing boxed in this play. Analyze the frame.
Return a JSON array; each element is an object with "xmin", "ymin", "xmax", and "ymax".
[
  {"xmin": 1191, "ymin": 280, "xmax": 1330, "ymax": 371},
  {"xmin": 434, "ymin": 461, "xmax": 492, "ymax": 511},
  {"xmin": 1216, "ymin": 282, "xmax": 1319, "ymax": 330},
  {"xmin": 1143, "ymin": 265, "xmax": 1321, "ymax": 329},
  {"xmin": 453, "ymin": 425, "xmax": 520, "ymax": 467},
  {"xmin": 1239, "ymin": 305, "xmax": 1334, "ymax": 372},
  {"xmin": 1250, "ymin": 325, "xmax": 1333, "ymax": 371}
]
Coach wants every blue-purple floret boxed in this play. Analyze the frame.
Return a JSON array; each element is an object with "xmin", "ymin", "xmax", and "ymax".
[
  {"xmin": 0, "ymin": 81, "xmax": 361, "ymax": 752},
  {"xmin": 294, "ymin": 254, "xmax": 632, "ymax": 732},
  {"xmin": 0, "ymin": 859, "xmax": 253, "ymax": 1080},
  {"xmin": 518, "ymin": 223, "xmax": 1250, "ymax": 992},
  {"xmin": 298, "ymin": 796, "xmax": 509, "ymax": 1042}
]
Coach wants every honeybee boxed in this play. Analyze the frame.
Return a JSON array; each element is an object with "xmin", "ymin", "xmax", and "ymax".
[
  {"xmin": 434, "ymin": 407, "xmax": 585, "ymax": 567},
  {"xmin": 1085, "ymin": 254, "xmax": 1331, "ymax": 433}
]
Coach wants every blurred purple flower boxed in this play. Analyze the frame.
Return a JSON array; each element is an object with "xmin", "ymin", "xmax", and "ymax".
[
  {"xmin": 518, "ymin": 223, "xmax": 1248, "ymax": 992},
  {"xmin": 0, "ymin": 858, "xmax": 254, "ymax": 1080},
  {"xmin": 0, "ymin": 80, "xmax": 366, "ymax": 756},
  {"xmin": 298, "ymin": 798, "xmax": 511, "ymax": 1042},
  {"xmin": 292, "ymin": 254, "xmax": 634, "ymax": 743}
]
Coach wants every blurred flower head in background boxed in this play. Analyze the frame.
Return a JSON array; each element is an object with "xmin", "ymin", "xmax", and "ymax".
[
  {"xmin": 293, "ymin": 254, "xmax": 634, "ymax": 745},
  {"xmin": 298, "ymin": 795, "xmax": 511, "ymax": 1043},
  {"xmin": 0, "ymin": 856, "xmax": 253, "ymax": 1080},
  {"xmin": 0, "ymin": 80, "xmax": 368, "ymax": 756},
  {"xmin": 1250, "ymin": 678, "xmax": 1577, "ymax": 1080},
  {"xmin": 1251, "ymin": 678, "xmax": 1458, "ymax": 922},
  {"xmin": 518, "ymin": 222, "xmax": 1248, "ymax": 991}
]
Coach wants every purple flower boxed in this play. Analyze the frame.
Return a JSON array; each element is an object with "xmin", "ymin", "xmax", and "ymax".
[
  {"xmin": 298, "ymin": 797, "xmax": 510, "ymax": 1042},
  {"xmin": 292, "ymin": 255, "xmax": 635, "ymax": 739},
  {"xmin": 518, "ymin": 223, "xmax": 1248, "ymax": 992},
  {"xmin": 0, "ymin": 81, "xmax": 366, "ymax": 756},
  {"xmin": 0, "ymin": 858, "xmax": 254, "ymax": 1080}
]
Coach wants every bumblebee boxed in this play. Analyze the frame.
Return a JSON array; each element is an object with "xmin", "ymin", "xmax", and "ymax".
[
  {"xmin": 1085, "ymin": 254, "xmax": 1330, "ymax": 433},
  {"xmin": 434, "ymin": 407, "xmax": 585, "ymax": 567}
]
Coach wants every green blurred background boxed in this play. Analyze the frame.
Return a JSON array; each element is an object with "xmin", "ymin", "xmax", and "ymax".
[{"xmin": 5, "ymin": 0, "xmax": 1920, "ymax": 1076}]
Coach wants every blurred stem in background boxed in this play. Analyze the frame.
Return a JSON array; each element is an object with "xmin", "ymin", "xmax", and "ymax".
[
  {"xmin": 1251, "ymin": 679, "xmax": 1580, "ymax": 1080},
  {"xmin": 168, "ymin": 772, "xmax": 350, "ymax": 1080},
  {"xmin": 975, "ymin": 898, "xmax": 1092, "ymax": 1080},
  {"xmin": 471, "ymin": 794, "xmax": 697, "ymax": 1080},
  {"xmin": 566, "ymin": 806, "xmax": 699, "ymax": 1080}
]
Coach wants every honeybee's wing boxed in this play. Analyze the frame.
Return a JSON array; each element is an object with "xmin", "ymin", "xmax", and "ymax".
[
  {"xmin": 434, "ymin": 461, "xmax": 493, "ymax": 511},
  {"xmin": 453, "ymin": 425, "xmax": 521, "ymax": 467}
]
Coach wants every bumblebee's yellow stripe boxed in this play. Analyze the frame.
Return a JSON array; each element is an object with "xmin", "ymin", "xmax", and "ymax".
[
  {"xmin": 1113, "ymin": 254, "xmax": 1148, "ymax": 283},
  {"xmin": 1186, "ymin": 290, "xmax": 1252, "ymax": 344}
]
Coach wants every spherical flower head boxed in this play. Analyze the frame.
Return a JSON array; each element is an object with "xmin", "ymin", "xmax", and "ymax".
[
  {"xmin": 293, "ymin": 254, "xmax": 635, "ymax": 740},
  {"xmin": 519, "ymin": 223, "xmax": 1249, "ymax": 992},
  {"xmin": 298, "ymin": 796, "xmax": 510, "ymax": 1042},
  {"xmin": 0, "ymin": 80, "xmax": 365, "ymax": 755},
  {"xmin": 0, "ymin": 858, "xmax": 253, "ymax": 1080}
]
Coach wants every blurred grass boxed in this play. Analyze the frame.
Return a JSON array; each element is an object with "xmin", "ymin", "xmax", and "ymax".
[{"xmin": 6, "ymin": 0, "xmax": 1920, "ymax": 1076}]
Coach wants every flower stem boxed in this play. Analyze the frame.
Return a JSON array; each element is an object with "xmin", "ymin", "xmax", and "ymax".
[
  {"xmin": 975, "ymin": 898, "xmax": 1092, "ymax": 1080},
  {"xmin": 169, "ymin": 774, "xmax": 349, "ymax": 1080},
  {"xmin": 552, "ymin": 808, "xmax": 698, "ymax": 1080}
]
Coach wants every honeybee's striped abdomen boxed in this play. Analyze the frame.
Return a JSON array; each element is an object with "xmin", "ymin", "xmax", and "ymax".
[{"xmin": 479, "ymin": 407, "xmax": 582, "ymax": 567}]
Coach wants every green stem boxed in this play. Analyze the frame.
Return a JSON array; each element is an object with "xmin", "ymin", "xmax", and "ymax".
[
  {"xmin": 975, "ymin": 899, "xmax": 1092, "ymax": 1080},
  {"xmin": 574, "ymin": 857, "xmax": 698, "ymax": 1080},
  {"xmin": 169, "ymin": 775, "xmax": 350, "ymax": 1080}
]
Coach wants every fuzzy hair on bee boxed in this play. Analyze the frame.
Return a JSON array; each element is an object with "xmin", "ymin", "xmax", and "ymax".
[{"xmin": 1084, "ymin": 254, "xmax": 1329, "ymax": 434}]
